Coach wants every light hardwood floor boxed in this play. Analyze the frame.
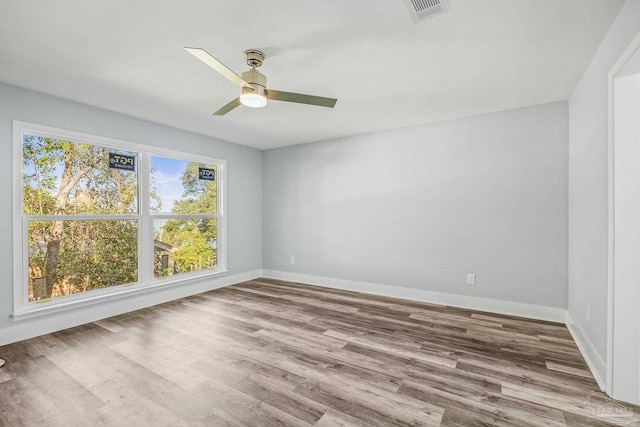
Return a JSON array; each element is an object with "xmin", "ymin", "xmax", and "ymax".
[{"xmin": 1, "ymin": 278, "xmax": 638, "ymax": 426}]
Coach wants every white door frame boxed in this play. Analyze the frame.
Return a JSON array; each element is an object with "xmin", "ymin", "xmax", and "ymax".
[{"xmin": 607, "ymin": 30, "xmax": 640, "ymax": 398}]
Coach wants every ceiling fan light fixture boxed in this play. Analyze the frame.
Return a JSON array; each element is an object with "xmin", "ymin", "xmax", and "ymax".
[
  {"xmin": 240, "ymin": 92, "xmax": 267, "ymax": 108},
  {"xmin": 186, "ymin": 47, "xmax": 337, "ymax": 115},
  {"xmin": 240, "ymin": 68, "xmax": 268, "ymax": 108}
]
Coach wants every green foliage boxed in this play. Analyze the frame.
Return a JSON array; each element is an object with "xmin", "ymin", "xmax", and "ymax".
[
  {"xmin": 156, "ymin": 219, "xmax": 217, "ymax": 275},
  {"xmin": 155, "ymin": 163, "xmax": 218, "ymax": 276},
  {"xmin": 46, "ymin": 220, "xmax": 137, "ymax": 290},
  {"xmin": 149, "ymin": 166, "xmax": 162, "ymax": 212},
  {"xmin": 172, "ymin": 163, "xmax": 217, "ymax": 215}
]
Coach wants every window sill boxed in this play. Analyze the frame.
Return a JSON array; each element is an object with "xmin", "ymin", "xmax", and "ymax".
[{"xmin": 12, "ymin": 269, "xmax": 229, "ymax": 321}]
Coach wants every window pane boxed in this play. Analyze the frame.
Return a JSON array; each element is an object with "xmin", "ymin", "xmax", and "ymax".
[
  {"xmin": 28, "ymin": 220, "xmax": 138, "ymax": 301},
  {"xmin": 150, "ymin": 156, "xmax": 217, "ymax": 214},
  {"xmin": 23, "ymin": 134, "xmax": 138, "ymax": 215},
  {"xmin": 153, "ymin": 218, "xmax": 217, "ymax": 278}
]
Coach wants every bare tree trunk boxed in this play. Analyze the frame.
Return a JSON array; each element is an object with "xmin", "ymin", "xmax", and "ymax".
[
  {"xmin": 43, "ymin": 153, "xmax": 94, "ymax": 297},
  {"xmin": 44, "ymin": 231, "xmax": 61, "ymax": 297}
]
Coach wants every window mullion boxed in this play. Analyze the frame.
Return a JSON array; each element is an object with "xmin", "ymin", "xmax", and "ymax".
[
  {"xmin": 20, "ymin": 218, "xmax": 29, "ymax": 309},
  {"xmin": 139, "ymin": 151, "xmax": 152, "ymax": 284},
  {"xmin": 24, "ymin": 214, "xmax": 139, "ymax": 221},
  {"xmin": 150, "ymin": 214, "xmax": 218, "ymax": 220},
  {"xmin": 217, "ymin": 162, "xmax": 226, "ymax": 272}
]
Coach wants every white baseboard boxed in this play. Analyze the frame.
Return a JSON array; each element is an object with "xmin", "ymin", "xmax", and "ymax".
[
  {"xmin": 261, "ymin": 270, "xmax": 567, "ymax": 323},
  {"xmin": 0, "ymin": 269, "xmax": 262, "ymax": 347},
  {"xmin": 565, "ymin": 311, "xmax": 607, "ymax": 391}
]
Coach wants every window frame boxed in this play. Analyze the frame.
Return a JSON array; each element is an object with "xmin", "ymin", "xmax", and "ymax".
[{"xmin": 13, "ymin": 121, "xmax": 227, "ymax": 320}]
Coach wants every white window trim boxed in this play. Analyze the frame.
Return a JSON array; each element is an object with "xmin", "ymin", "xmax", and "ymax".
[{"xmin": 12, "ymin": 121, "xmax": 227, "ymax": 320}]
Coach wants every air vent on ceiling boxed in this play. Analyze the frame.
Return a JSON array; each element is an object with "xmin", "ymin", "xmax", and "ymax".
[{"xmin": 403, "ymin": 0, "xmax": 450, "ymax": 22}]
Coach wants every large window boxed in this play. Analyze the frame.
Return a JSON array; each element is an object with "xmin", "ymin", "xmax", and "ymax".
[{"xmin": 13, "ymin": 122, "xmax": 226, "ymax": 317}]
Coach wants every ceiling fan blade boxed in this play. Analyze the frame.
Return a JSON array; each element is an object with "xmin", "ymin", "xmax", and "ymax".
[
  {"xmin": 213, "ymin": 97, "xmax": 242, "ymax": 116},
  {"xmin": 266, "ymin": 90, "xmax": 337, "ymax": 108},
  {"xmin": 185, "ymin": 47, "xmax": 253, "ymax": 89}
]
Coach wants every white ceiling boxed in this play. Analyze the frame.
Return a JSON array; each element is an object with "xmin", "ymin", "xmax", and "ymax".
[{"xmin": 0, "ymin": 0, "xmax": 624, "ymax": 150}]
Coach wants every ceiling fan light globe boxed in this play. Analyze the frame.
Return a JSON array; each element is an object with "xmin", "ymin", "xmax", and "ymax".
[{"xmin": 240, "ymin": 93, "xmax": 267, "ymax": 108}]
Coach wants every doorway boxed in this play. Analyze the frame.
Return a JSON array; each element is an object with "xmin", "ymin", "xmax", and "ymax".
[{"xmin": 609, "ymin": 32, "xmax": 640, "ymax": 404}]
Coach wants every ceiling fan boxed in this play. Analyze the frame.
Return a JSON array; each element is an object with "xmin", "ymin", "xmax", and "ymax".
[{"xmin": 185, "ymin": 47, "xmax": 338, "ymax": 115}]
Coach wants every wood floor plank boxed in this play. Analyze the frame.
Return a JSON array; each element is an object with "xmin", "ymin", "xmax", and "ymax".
[
  {"xmin": 501, "ymin": 381, "xmax": 639, "ymax": 424},
  {"xmin": 191, "ymin": 358, "xmax": 327, "ymax": 424},
  {"xmin": 229, "ymin": 357, "xmax": 308, "ymax": 391},
  {"xmin": 232, "ymin": 284, "xmax": 361, "ymax": 315},
  {"xmin": 456, "ymin": 357, "xmax": 600, "ymax": 395},
  {"xmin": 0, "ymin": 355, "xmax": 106, "ymax": 426},
  {"xmin": 313, "ymin": 409, "xmax": 373, "ymax": 427},
  {"xmin": 545, "ymin": 360, "xmax": 594, "ymax": 379},
  {"xmin": 399, "ymin": 379, "xmax": 564, "ymax": 427},
  {"xmin": 324, "ymin": 329, "xmax": 458, "ymax": 368},
  {"xmin": 295, "ymin": 379, "xmax": 444, "ymax": 426},
  {"xmin": 2, "ymin": 278, "xmax": 639, "ymax": 426}
]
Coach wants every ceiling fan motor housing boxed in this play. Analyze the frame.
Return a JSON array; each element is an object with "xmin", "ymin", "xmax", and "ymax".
[{"xmin": 242, "ymin": 68, "xmax": 267, "ymax": 97}]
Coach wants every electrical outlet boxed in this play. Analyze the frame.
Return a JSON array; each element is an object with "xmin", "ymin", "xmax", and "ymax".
[
  {"xmin": 586, "ymin": 305, "xmax": 590, "ymax": 321},
  {"xmin": 467, "ymin": 274, "xmax": 476, "ymax": 285},
  {"xmin": 290, "ymin": 257, "xmax": 295, "ymax": 265}
]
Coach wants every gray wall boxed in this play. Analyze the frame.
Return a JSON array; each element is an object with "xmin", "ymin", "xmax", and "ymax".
[
  {"xmin": 263, "ymin": 101, "xmax": 569, "ymax": 307},
  {"xmin": 568, "ymin": 0, "xmax": 640, "ymax": 360},
  {"xmin": 0, "ymin": 83, "xmax": 262, "ymax": 340}
]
